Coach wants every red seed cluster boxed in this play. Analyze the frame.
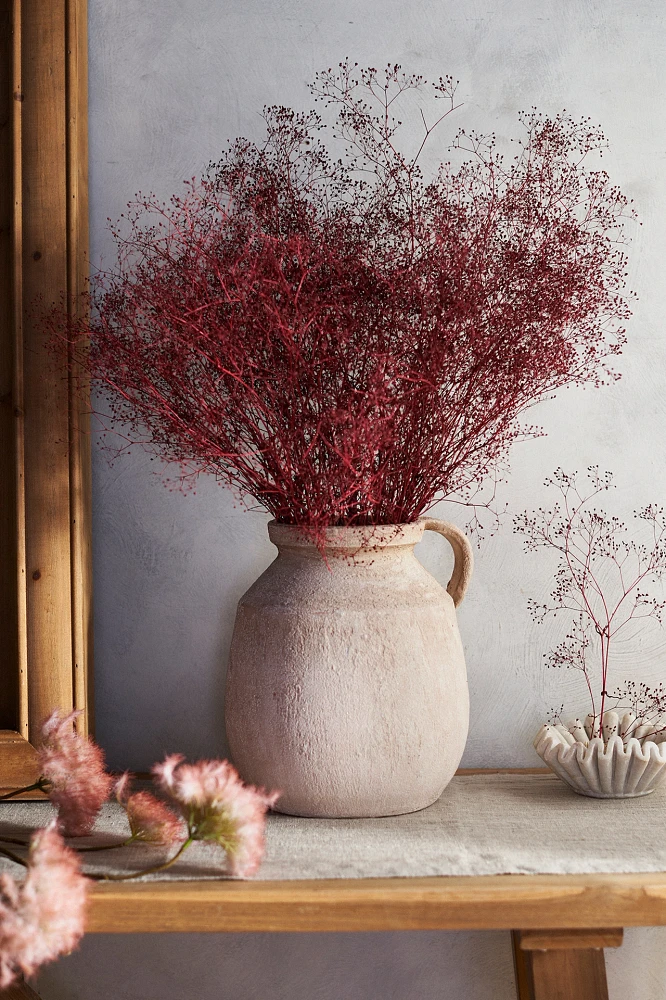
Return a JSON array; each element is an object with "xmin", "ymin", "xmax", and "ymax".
[{"xmin": 55, "ymin": 62, "xmax": 635, "ymax": 540}]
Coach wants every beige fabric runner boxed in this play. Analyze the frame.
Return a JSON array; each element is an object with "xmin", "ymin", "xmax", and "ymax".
[{"xmin": 0, "ymin": 773, "xmax": 663, "ymax": 881}]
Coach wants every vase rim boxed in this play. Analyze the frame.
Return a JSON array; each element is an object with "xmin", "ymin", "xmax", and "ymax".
[{"xmin": 267, "ymin": 519, "xmax": 426, "ymax": 550}]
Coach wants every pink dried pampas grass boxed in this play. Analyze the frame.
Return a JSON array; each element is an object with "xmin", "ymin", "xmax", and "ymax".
[
  {"xmin": 0, "ymin": 824, "xmax": 88, "ymax": 988},
  {"xmin": 38, "ymin": 710, "xmax": 114, "ymax": 836},
  {"xmin": 115, "ymin": 773, "xmax": 185, "ymax": 847},
  {"xmin": 153, "ymin": 755, "xmax": 279, "ymax": 877}
]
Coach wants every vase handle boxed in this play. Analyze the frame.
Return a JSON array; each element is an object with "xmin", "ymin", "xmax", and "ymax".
[{"xmin": 419, "ymin": 518, "xmax": 474, "ymax": 607}]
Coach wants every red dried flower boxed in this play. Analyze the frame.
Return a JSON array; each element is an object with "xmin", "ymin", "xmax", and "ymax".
[{"xmin": 54, "ymin": 62, "xmax": 635, "ymax": 542}]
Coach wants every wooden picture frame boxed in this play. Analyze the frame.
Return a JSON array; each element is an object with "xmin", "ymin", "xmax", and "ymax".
[{"xmin": 0, "ymin": 0, "xmax": 92, "ymax": 792}]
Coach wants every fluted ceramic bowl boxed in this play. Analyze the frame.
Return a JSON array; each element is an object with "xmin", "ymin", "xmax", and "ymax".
[{"xmin": 534, "ymin": 711, "xmax": 666, "ymax": 798}]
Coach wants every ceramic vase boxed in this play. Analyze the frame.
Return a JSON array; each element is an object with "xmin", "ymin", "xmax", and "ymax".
[
  {"xmin": 534, "ymin": 712, "xmax": 666, "ymax": 798},
  {"xmin": 224, "ymin": 517, "xmax": 473, "ymax": 817}
]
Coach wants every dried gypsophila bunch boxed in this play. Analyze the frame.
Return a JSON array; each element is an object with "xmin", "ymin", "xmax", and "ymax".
[
  {"xmin": 514, "ymin": 467, "xmax": 666, "ymax": 743},
  {"xmin": 50, "ymin": 60, "xmax": 636, "ymax": 547}
]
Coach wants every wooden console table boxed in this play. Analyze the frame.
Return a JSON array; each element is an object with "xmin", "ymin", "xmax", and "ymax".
[
  {"xmin": 87, "ymin": 872, "xmax": 660, "ymax": 1000},
  {"xmin": 4, "ymin": 769, "xmax": 666, "ymax": 1000}
]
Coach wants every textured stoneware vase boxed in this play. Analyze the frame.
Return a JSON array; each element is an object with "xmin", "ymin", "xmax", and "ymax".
[{"xmin": 225, "ymin": 517, "xmax": 473, "ymax": 817}]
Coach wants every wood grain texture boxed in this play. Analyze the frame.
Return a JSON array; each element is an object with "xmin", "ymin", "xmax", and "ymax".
[
  {"xmin": 11, "ymin": 0, "xmax": 27, "ymax": 740},
  {"xmin": 517, "ymin": 928, "xmax": 623, "ymax": 951},
  {"xmin": 456, "ymin": 768, "xmax": 549, "ymax": 776},
  {"xmin": 0, "ymin": 1, "xmax": 19, "ymax": 733},
  {"xmin": 512, "ymin": 926, "xmax": 622, "ymax": 998},
  {"xmin": 528, "ymin": 948, "xmax": 609, "ymax": 1000},
  {"xmin": 21, "ymin": 0, "xmax": 73, "ymax": 732},
  {"xmin": 86, "ymin": 873, "xmax": 666, "ymax": 934},
  {"xmin": 512, "ymin": 930, "xmax": 534, "ymax": 1000},
  {"xmin": 0, "ymin": 0, "xmax": 92, "ymax": 776},
  {"xmin": 0, "ymin": 730, "xmax": 39, "ymax": 792},
  {"xmin": 66, "ymin": 0, "xmax": 93, "ymax": 736}
]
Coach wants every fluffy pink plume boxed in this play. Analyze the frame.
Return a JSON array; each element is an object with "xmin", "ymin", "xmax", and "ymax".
[
  {"xmin": 39, "ymin": 710, "xmax": 113, "ymax": 836},
  {"xmin": 115, "ymin": 773, "xmax": 184, "ymax": 846},
  {"xmin": 0, "ymin": 823, "xmax": 88, "ymax": 988},
  {"xmin": 152, "ymin": 755, "xmax": 279, "ymax": 877}
]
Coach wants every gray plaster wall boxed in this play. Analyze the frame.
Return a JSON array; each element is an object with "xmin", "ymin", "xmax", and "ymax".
[{"xmin": 36, "ymin": 1, "xmax": 666, "ymax": 997}]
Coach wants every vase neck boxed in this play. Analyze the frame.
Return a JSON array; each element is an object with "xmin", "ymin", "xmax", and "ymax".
[{"xmin": 268, "ymin": 521, "xmax": 426, "ymax": 560}]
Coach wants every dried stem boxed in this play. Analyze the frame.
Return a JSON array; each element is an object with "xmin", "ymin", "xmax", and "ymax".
[
  {"xmin": 90, "ymin": 836, "xmax": 194, "ymax": 882},
  {"xmin": 0, "ymin": 780, "xmax": 47, "ymax": 801},
  {"xmin": 0, "ymin": 844, "xmax": 29, "ymax": 868},
  {"xmin": 515, "ymin": 468, "xmax": 666, "ymax": 739},
  {"xmin": 0, "ymin": 834, "xmax": 135, "ymax": 854}
]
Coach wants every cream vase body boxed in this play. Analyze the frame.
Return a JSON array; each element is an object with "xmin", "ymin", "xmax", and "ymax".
[{"xmin": 225, "ymin": 517, "xmax": 473, "ymax": 817}]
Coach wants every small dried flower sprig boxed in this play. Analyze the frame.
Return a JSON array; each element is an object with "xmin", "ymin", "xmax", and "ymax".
[
  {"xmin": 0, "ymin": 716, "xmax": 279, "ymax": 881},
  {"xmin": 152, "ymin": 755, "xmax": 279, "ymax": 877},
  {"xmin": 515, "ymin": 468, "xmax": 666, "ymax": 740},
  {"xmin": 58, "ymin": 757, "xmax": 279, "ymax": 883},
  {"xmin": 0, "ymin": 823, "xmax": 88, "ymax": 989},
  {"xmin": 0, "ymin": 715, "xmax": 279, "ymax": 983},
  {"xmin": 0, "ymin": 710, "xmax": 113, "ymax": 836},
  {"xmin": 114, "ymin": 773, "xmax": 184, "ymax": 848}
]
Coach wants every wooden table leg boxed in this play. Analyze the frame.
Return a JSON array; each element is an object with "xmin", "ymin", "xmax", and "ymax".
[{"xmin": 511, "ymin": 928, "xmax": 623, "ymax": 1000}]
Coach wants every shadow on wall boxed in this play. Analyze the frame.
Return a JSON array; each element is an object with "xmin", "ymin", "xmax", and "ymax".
[
  {"xmin": 607, "ymin": 927, "xmax": 666, "ymax": 1000},
  {"xmin": 92, "ymin": 447, "xmax": 274, "ymax": 772},
  {"xmin": 36, "ymin": 929, "xmax": 517, "ymax": 1000},
  {"xmin": 35, "ymin": 926, "xmax": 666, "ymax": 1000}
]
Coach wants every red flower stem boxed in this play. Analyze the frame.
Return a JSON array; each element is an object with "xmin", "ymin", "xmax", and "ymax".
[
  {"xmin": 599, "ymin": 633, "xmax": 608, "ymax": 737},
  {"xmin": 89, "ymin": 836, "xmax": 194, "ymax": 881}
]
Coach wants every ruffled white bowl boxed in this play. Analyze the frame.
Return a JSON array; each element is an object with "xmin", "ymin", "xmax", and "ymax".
[{"xmin": 534, "ymin": 712, "xmax": 666, "ymax": 798}]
